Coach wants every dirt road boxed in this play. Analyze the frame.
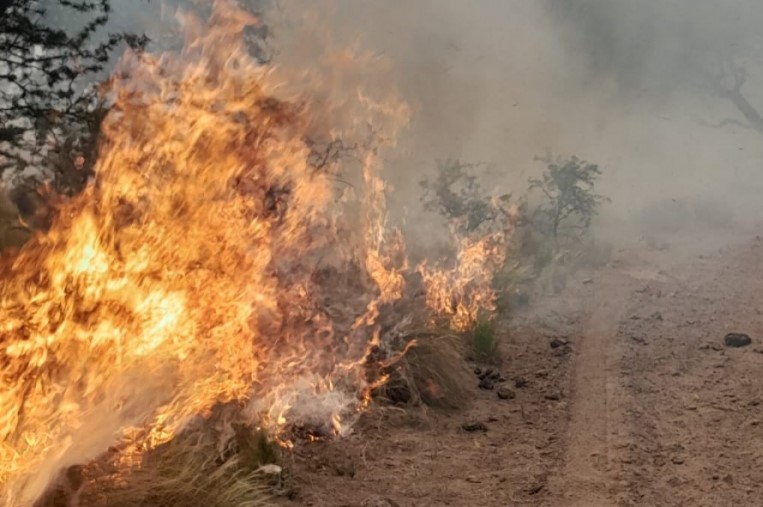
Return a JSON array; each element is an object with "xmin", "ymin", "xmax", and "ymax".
[{"xmin": 278, "ymin": 231, "xmax": 763, "ymax": 506}]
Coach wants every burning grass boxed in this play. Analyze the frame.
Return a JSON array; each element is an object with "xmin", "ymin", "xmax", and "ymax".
[{"xmin": 0, "ymin": 2, "xmax": 511, "ymax": 505}]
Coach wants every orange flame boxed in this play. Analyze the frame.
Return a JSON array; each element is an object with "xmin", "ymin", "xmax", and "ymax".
[
  {"xmin": 0, "ymin": 2, "xmax": 410, "ymax": 504},
  {"xmin": 418, "ymin": 233, "xmax": 508, "ymax": 331},
  {"xmin": 0, "ymin": 2, "xmax": 508, "ymax": 505}
]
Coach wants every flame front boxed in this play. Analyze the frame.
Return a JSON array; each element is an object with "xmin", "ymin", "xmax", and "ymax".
[
  {"xmin": 0, "ymin": 2, "xmax": 508, "ymax": 505},
  {"xmin": 0, "ymin": 4, "xmax": 397, "ymax": 503}
]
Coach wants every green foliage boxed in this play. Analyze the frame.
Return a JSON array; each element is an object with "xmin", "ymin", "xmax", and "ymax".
[
  {"xmin": 0, "ymin": 0, "xmax": 149, "ymax": 194},
  {"xmin": 419, "ymin": 153, "xmax": 610, "ymax": 309},
  {"xmin": 528, "ymin": 155, "xmax": 609, "ymax": 240},
  {"xmin": 420, "ymin": 159, "xmax": 511, "ymax": 234},
  {"xmin": 473, "ymin": 320, "xmax": 499, "ymax": 362}
]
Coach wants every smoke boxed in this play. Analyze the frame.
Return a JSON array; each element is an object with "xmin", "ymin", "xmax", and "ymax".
[
  {"xmin": 293, "ymin": 0, "xmax": 763, "ymax": 238},
  {"xmin": 57, "ymin": 0, "xmax": 763, "ymax": 241}
]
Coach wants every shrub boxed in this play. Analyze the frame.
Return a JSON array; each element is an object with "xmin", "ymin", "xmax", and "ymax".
[
  {"xmin": 528, "ymin": 155, "xmax": 609, "ymax": 241},
  {"xmin": 420, "ymin": 159, "xmax": 512, "ymax": 234}
]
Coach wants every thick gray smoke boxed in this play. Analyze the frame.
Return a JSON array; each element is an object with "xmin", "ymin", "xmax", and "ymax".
[
  {"xmin": 331, "ymin": 0, "xmax": 763, "ymax": 241},
  {"xmin": 62, "ymin": 0, "xmax": 763, "ymax": 240}
]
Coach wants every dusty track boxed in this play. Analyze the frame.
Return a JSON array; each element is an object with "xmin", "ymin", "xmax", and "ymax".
[
  {"xmin": 277, "ymin": 231, "xmax": 763, "ymax": 506},
  {"xmin": 553, "ymin": 275, "xmax": 630, "ymax": 506}
]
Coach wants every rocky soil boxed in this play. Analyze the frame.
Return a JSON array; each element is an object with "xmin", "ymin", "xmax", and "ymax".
[{"xmin": 274, "ymin": 229, "xmax": 763, "ymax": 506}]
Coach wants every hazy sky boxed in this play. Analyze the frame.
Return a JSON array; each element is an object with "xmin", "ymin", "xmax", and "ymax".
[{"xmin": 96, "ymin": 0, "xmax": 763, "ymax": 223}]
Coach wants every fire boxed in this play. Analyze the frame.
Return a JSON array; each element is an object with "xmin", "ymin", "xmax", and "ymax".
[
  {"xmin": 418, "ymin": 234, "xmax": 508, "ymax": 331},
  {"xmin": 0, "ymin": 2, "xmax": 508, "ymax": 505}
]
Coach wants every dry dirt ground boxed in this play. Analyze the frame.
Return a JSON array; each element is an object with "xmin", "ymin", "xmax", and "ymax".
[{"xmin": 275, "ymin": 228, "xmax": 763, "ymax": 507}]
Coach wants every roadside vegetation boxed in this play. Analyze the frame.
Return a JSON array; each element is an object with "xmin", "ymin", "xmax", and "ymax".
[{"xmin": 418, "ymin": 153, "xmax": 610, "ymax": 366}]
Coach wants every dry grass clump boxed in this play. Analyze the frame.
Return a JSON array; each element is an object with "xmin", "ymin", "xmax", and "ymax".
[
  {"xmin": 38, "ymin": 422, "xmax": 279, "ymax": 507},
  {"xmin": 92, "ymin": 431, "xmax": 275, "ymax": 507},
  {"xmin": 380, "ymin": 332, "xmax": 472, "ymax": 411}
]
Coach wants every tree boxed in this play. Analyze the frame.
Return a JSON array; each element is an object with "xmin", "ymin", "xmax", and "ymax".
[
  {"xmin": 0, "ymin": 0, "xmax": 147, "ymax": 196},
  {"xmin": 546, "ymin": 0, "xmax": 763, "ymax": 140},
  {"xmin": 528, "ymin": 155, "xmax": 608, "ymax": 241},
  {"xmin": 705, "ymin": 58, "xmax": 763, "ymax": 137}
]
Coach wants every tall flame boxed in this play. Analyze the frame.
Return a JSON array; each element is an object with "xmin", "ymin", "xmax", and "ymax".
[
  {"xmin": 0, "ymin": 3, "xmax": 410, "ymax": 504},
  {"xmin": 0, "ymin": 2, "xmax": 508, "ymax": 505}
]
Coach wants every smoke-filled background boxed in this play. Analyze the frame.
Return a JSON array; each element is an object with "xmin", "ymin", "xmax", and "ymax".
[
  {"xmin": 326, "ymin": 0, "xmax": 763, "ymax": 230},
  {"xmin": 4, "ymin": 3, "xmax": 759, "ymax": 505},
  {"xmin": 49, "ymin": 0, "xmax": 763, "ymax": 236}
]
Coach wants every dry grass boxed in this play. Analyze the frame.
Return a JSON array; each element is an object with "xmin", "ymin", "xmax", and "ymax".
[
  {"xmin": 37, "ymin": 423, "xmax": 279, "ymax": 507},
  {"xmin": 90, "ymin": 431, "xmax": 275, "ymax": 507},
  {"xmin": 381, "ymin": 332, "xmax": 472, "ymax": 411}
]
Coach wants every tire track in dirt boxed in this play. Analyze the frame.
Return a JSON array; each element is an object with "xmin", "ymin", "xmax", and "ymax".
[{"xmin": 552, "ymin": 272, "xmax": 634, "ymax": 506}]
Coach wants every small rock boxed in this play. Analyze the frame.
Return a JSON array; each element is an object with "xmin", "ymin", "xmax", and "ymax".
[
  {"xmin": 582, "ymin": 278, "xmax": 593, "ymax": 284},
  {"xmin": 488, "ymin": 370, "xmax": 502, "ymax": 381},
  {"xmin": 479, "ymin": 368, "xmax": 495, "ymax": 380},
  {"xmin": 462, "ymin": 421, "xmax": 488, "ymax": 432},
  {"xmin": 671, "ymin": 456, "xmax": 685, "ymax": 465},
  {"xmin": 361, "ymin": 496, "xmax": 401, "ymax": 507},
  {"xmin": 497, "ymin": 387, "xmax": 516, "ymax": 400},
  {"xmin": 528, "ymin": 483, "xmax": 545, "ymax": 495},
  {"xmin": 724, "ymin": 333, "xmax": 752, "ymax": 348},
  {"xmin": 473, "ymin": 367, "xmax": 482, "ymax": 376},
  {"xmin": 544, "ymin": 392, "xmax": 561, "ymax": 401},
  {"xmin": 514, "ymin": 376, "xmax": 528, "ymax": 388},
  {"xmin": 549, "ymin": 338, "xmax": 568, "ymax": 349},
  {"xmin": 384, "ymin": 379, "xmax": 412, "ymax": 404},
  {"xmin": 478, "ymin": 378, "xmax": 495, "ymax": 390}
]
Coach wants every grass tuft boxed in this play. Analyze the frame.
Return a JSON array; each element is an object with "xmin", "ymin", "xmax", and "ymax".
[
  {"xmin": 380, "ymin": 332, "xmax": 472, "ymax": 411},
  {"xmin": 472, "ymin": 320, "xmax": 499, "ymax": 363},
  {"xmin": 37, "ymin": 422, "xmax": 279, "ymax": 507}
]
